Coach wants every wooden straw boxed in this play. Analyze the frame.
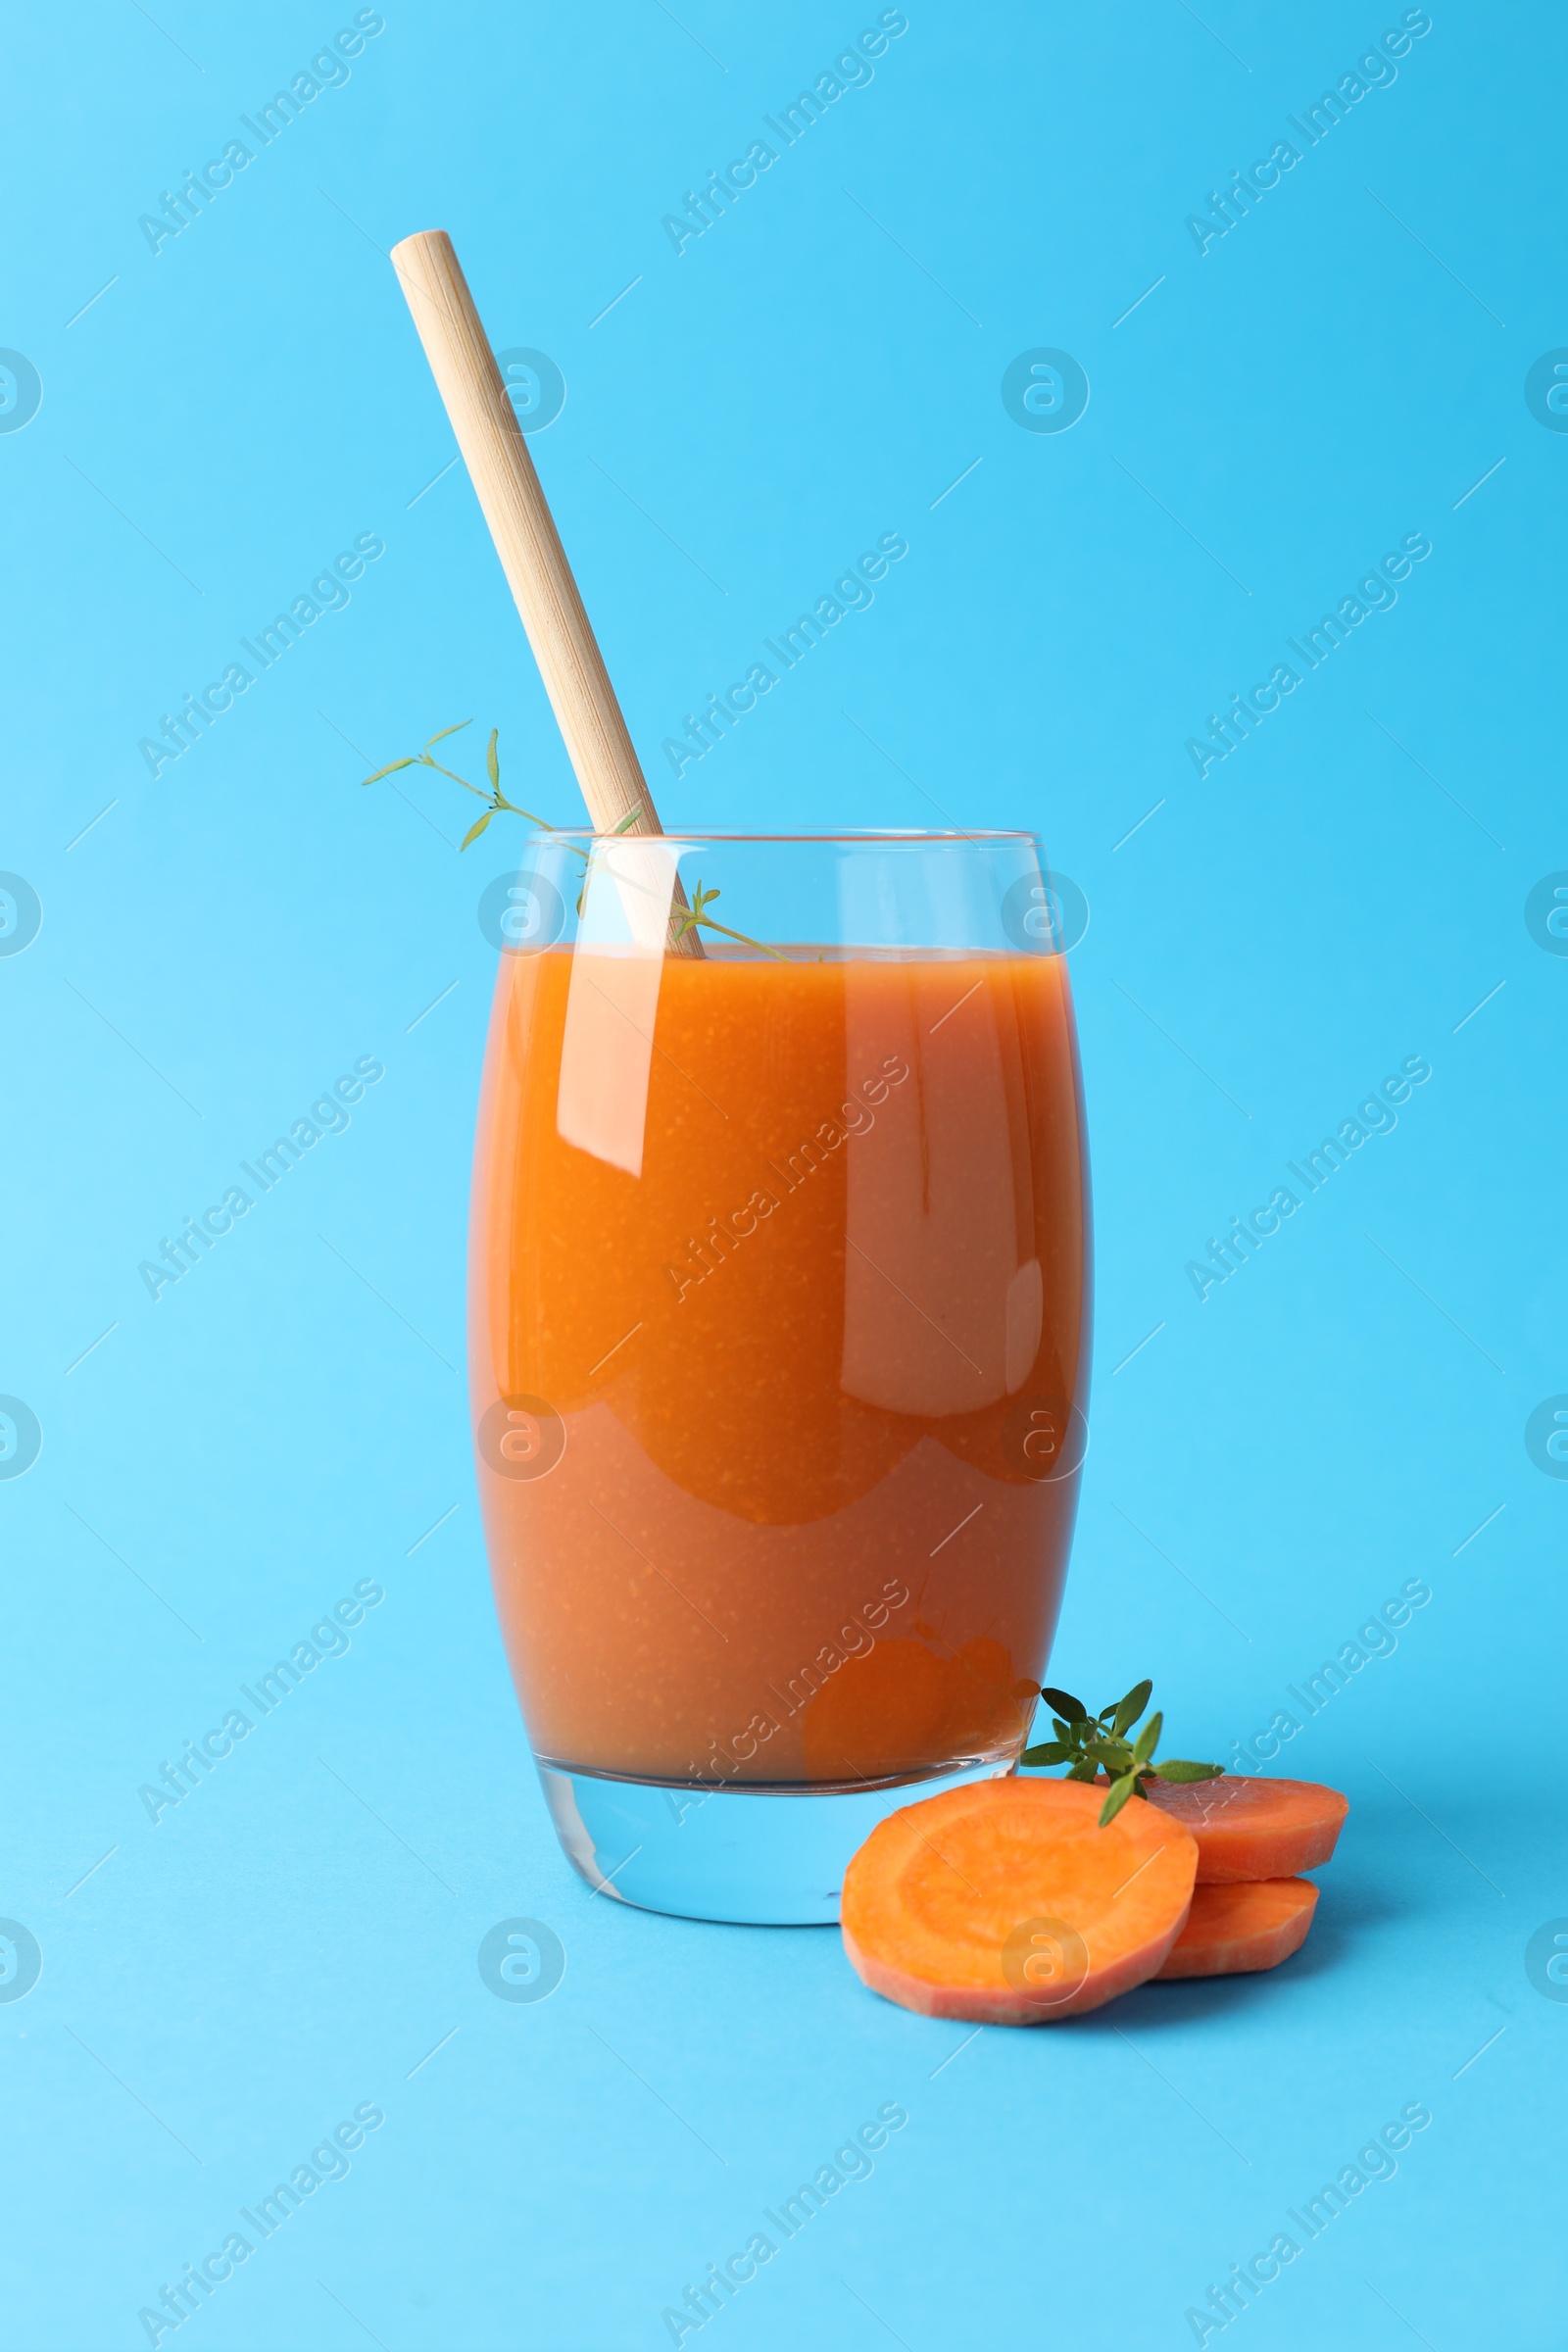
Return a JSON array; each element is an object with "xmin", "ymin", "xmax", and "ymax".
[{"xmin": 390, "ymin": 227, "xmax": 699, "ymax": 953}]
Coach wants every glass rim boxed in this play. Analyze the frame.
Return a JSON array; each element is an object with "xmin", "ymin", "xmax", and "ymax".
[{"xmin": 518, "ymin": 826, "xmax": 1040, "ymax": 846}]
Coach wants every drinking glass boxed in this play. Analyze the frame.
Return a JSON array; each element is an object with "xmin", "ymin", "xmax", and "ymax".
[{"xmin": 469, "ymin": 831, "xmax": 1091, "ymax": 1923}]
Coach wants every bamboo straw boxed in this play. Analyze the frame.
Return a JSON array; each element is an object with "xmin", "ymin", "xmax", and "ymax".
[{"xmin": 390, "ymin": 227, "xmax": 699, "ymax": 954}]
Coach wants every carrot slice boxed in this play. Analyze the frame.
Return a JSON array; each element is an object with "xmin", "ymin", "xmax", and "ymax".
[
  {"xmin": 1154, "ymin": 1877, "xmax": 1318, "ymax": 1980},
  {"xmin": 1144, "ymin": 1775, "xmax": 1348, "ymax": 1882},
  {"xmin": 841, "ymin": 1777, "xmax": 1198, "ymax": 2025}
]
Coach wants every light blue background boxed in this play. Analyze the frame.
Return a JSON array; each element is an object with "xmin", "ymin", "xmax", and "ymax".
[{"xmin": 3, "ymin": 2, "xmax": 1562, "ymax": 2345}]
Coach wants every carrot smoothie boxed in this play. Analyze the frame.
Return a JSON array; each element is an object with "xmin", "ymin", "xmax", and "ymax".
[{"xmin": 469, "ymin": 940, "xmax": 1089, "ymax": 1791}]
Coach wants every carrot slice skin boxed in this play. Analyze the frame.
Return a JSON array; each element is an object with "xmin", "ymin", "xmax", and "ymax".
[
  {"xmin": 1144, "ymin": 1775, "xmax": 1348, "ymax": 1882},
  {"xmin": 841, "ymin": 1778, "xmax": 1198, "ymax": 2026},
  {"xmin": 1154, "ymin": 1877, "xmax": 1318, "ymax": 1980}
]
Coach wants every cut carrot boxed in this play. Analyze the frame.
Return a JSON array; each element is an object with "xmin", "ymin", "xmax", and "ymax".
[
  {"xmin": 1144, "ymin": 1775, "xmax": 1348, "ymax": 1883},
  {"xmin": 1154, "ymin": 1877, "xmax": 1318, "ymax": 1981},
  {"xmin": 841, "ymin": 1777, "xmax": 1198, "ymax": 2025}
]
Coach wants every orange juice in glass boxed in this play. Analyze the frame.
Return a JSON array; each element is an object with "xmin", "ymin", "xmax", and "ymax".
[{"xmin": 470, "ymin": 831, "xmax": 1090, "ymax": 1922}]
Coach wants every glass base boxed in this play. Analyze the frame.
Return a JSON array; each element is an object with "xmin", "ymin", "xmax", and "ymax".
[{"xmin": 537, "ymin": 1755, "xmax": 1016, "ymax": 1926}]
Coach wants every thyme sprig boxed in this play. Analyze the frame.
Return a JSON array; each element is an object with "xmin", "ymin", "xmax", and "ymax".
[
  {"xmin": 362, "ymin": 719, "xmax": 573, "ymax": 851},
  {"xmin": 1021, "ymin": 1678, "xmax": 1223, "ymax": 1827},
  {"xmin": 671, "ymin": 881, "xmax": 788, "ymax": 961},
  {"xmin": 362, "ymin": 722, "xmax": 780, "ymax": 957}
]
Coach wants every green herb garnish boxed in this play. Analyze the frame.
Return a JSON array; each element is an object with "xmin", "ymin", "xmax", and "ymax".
[
  {"xmin": 670, "ymin": 880, "xmax": 787, "ymax": 961},
  {"xmin": 362, "ymin": 722, "xmax": 779, "ymax": 957},
  {"xmin": 1021, "ymin": 1679, "xmax": 1223, "ymax": 1828},
  {"xmin": 363, "ymin": 719, "xmax": 560, "ymax": 849}
]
